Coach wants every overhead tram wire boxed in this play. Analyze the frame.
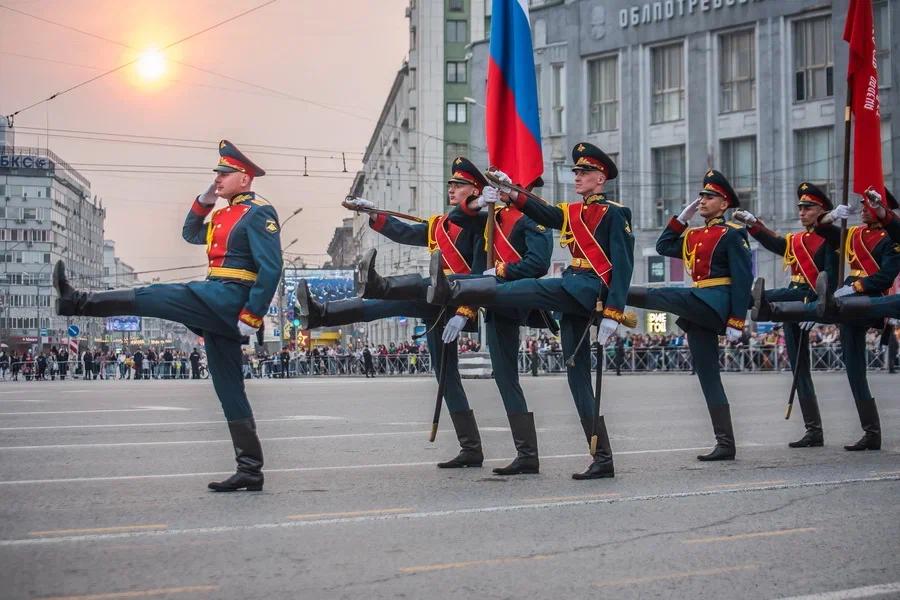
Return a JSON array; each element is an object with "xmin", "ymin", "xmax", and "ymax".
[{"xmin": 2, "ymin": 0, "xmax": 280, "ymax": 122}]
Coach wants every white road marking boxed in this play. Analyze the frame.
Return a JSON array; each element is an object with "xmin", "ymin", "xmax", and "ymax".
[
  {"xmin": 774, "ymin": 582, "xmax": 900, "ymax": 600},
  {"xmin": 0, "ymin": 475, "xmax": 896, "ymax": 547},
  {"xmin": 0, "ymin": 407, "xmax": 188, "ymax": 416},
  {"xmin": 0, "ymin": 415, "xmax": 344, "ymax": 431}
]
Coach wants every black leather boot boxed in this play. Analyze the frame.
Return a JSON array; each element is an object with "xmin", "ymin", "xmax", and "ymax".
[
  {"xmin": 437, "ymin": 409, "xmax": 484, "ymax": 468},
  {"xmin": 54, "ymin": 261, "xmax": 136, "ymax": 317},
  {"xmin": 572, "ymin": 417, "xmax": 615, "ymax": 479},
  {"xmin": 427, "ymin": 253, "xmax": 498, "ymax": 306},
  {"xmin": 625, "ymin": 286, "xmax": 649, "ymax": 308},
  {"xmin": 845, "ymin": 397, "xmax": 881, "ymax": 451},
  {"xmin": 789, "ymin": 396, "xmax": 824, "ymax": 448},
  {"xmin": 357, "ymin": 248, "xmax": 427, "ymax": 300},
  {"xmin": 426, "ymin": 251, "xmax": 452, "ymax": 305},
  {"xmin": 296, "ymin": 281, "xmax": 365, "ymax": 329},
  {"xmin": 208, "ymin": 418, "xmax": 264, "ymax": 491},
  {"xmin": 697, "ymin": 404, "xmax": 736, "ymax": 461},
  {"xmin": 814, "ymin": 272, "xmax": 837, "ymax": 320},
  {"xmin": 750, "ymin": 278, "xmax": 773, "ymax": 322},
  {"xmin": 493, "ymin": 412, "xmax": 539, "ymax": 475},
  {"xmin": 769, "ymin": 300, "xmax": 813, "ymax": 323}
]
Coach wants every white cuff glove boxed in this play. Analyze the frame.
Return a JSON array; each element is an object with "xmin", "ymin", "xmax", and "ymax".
[
  {"xmin": 490, "ymin": 170, "xmax": 512, "ymax": 193},
  {"xmin": 483, "ymin": 267, "xmax": 496, "ymax": 276},
  {"xmin": 237, "ymin": 321, "xmax": 258, "ymax": 337},
  {"xmin": 799, "ymin": 321, "xmax": 816, "ymax": 331},
  {"xmin": 725, "ymin": 327, "xmax": 742, "ymax": 342},
  {"xmin": 834, "ymin": 285, "xmax": 855, "ymax": 298},
  {"xmin": 677, "ymin": 198, "xmax": 701, "ymax": 224},
  {"xmin": 732, "ymin": 209, "xmax": 757, "ymax": 225},
  {"xmin": 596, "ymin": 318, "xmax": 618, "ymax": 346},
  {"xmin": 351, "ymin": 198, "xmax": 375, "ymax": 210},
  {"xmin": 197, "ymin": 183, "xmax": 218, "ymax": 206},
  {"xmin": 483, "ymin": 186, "xmax": 500, "ymax": 204},
  {"xmin": 441, "ymin": 315, "xmax": 468, "ymax": 344},
  {"xmin": 831, "ymin": 204, "xmax": 856, "ymax": 221}
]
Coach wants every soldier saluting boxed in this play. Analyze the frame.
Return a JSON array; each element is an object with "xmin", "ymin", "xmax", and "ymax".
[
  {"xmin": 428, "ymin": 142, "xmax": 634, "ymax": 480},
  {"xmin": 739, "ymin": 182, "xmax": 838, "ymax": 448},
  {"xmin": 54, "ymin": 140, "xmax": 282, "ymax": 492},
  {"xmin": 627, "ymin": 170, "xmax": 752, "ymax": 462}
]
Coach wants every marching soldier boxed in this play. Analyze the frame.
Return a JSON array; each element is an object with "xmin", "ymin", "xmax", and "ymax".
[
  {"xmin": 297, "ymin": 156, "xmax": 488, "ymax": 469},
  {"xmin": 440, "ymin": 176, "xmax": 553, "ymax": 475},
  {"xmin": 736, "ymin": 182, "xmax": 838, "ymax": 448},
  {"xmin": 428, "ymin": 142, "xmax": 634, "ymax": 480},
  {"xmin": 768, "ymin": 189, "xmax": 900, "ymax": 451},
  {"xmin": 54, "ymin": 140, "xmax": 281, "ymax": 491},
  {"xmin": 627, "ymin": 170, "xmax": 753, "ymax": 461}
]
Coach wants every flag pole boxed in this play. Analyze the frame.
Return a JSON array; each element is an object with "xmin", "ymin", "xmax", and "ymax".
[{"xmin": 838, "ymin": 85, "xmax": 853, "ymax": 284}]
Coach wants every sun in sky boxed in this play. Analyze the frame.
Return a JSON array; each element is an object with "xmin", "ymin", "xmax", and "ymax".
[{"xmin": 135, "ymin": 48, "xmax": 167, "ymax": 83}]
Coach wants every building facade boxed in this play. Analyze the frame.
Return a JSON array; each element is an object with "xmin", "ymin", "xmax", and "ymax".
[
  {"xmin": 464, "ymin": 0, "xmax": 897, "ymax": 333},
  {"xmin": 1, "ymin": 124, "xmax": 107, "ymax": 349}
]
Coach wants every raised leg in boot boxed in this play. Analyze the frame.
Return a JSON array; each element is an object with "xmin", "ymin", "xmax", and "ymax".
[
  {"xmin": 358, "ymin": 248, "xmax": 427, "ymax": 300},
  {"xmin": 54, "ymin": 260, "xmax": 136, "ymax": 317}
]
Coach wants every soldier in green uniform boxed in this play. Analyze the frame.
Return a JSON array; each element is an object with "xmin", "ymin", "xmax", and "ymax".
[
  {"xmin": 440, "ymin": 176, "xmax": 553, "ymax": 475},
  {"xmin": 735, "ymin": 182, "xmax": 838, "ymax": 448},
  {"xmin": 766, "ymin": 188, "xmax": 900, "ymax": 451},
  {"xmin": 428, "ymin": 143, "xmax": 634, "ymax": 480},
  {"xmin": 54, "ymin": 140, "xmax": 282, "ymax": 491},
  {"xmin": 296, "ymin": 157, "xmax": 488, "ymax": 469},
  {"xmin": 626, "ymin": 170, "xmax": 753, "ymax": 461}
]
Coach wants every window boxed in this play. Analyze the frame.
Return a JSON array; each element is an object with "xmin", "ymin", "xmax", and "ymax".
[
  {"xmin": 448, "ymin": 0, "xmax": 464, "ymax": 12},
  {"xmin": 410, "ymin": 27, "xmax": 416, "ymax": 50},
  {"xmin": 23, "ymin": 207, "xmax": 37, "ymax": 220},
  {"xmin": 446, "ymin": 143, "xmax": 469, "ymax": 159},
  {"xmin": 550, "ymin": 63, "xmax": 566, "ymax": 134},
  {"xmin": 720, "ymin": 137, "xmax": 758, "ymax": 214},
  {"xmin": 446, "ymin": 103, "xmax": 468, "ymax": 123},
  {"xmin": 446, "ymin": 61, "xmax": 467, "ymax": 83},
  {"xmin": 409, "ymin": 107, "xmax": 416, "ymax": 129},
  {"xmin": 588, "ymin": 54, "xmax": 618, "ymax": 132},
  {"xmin": 647, "ymin": 256, "xmax": 666, "ymax": 283},
  {"xmin": 410, "ymin": 186, "xmax": 418, "ymax": 211},
  {"xmin": 652, "ymin": 145, "xmax": 686, "ymax": 227},
  {"xmin": 882, "ymin": 120, "xmax": 892, "ymax": 181},
  {"xmin": 409, "ymin": 146, "xmax": 417, "ymax": 171},
  {"xmin": 409, "ymin": 68, "xmax": 416, "ymax": 90},
  {"xmin": 795, "ymin": 127, "xmax": 835, "ymax": 196},
  {"xmin": 793, "ymin": 16, "xmax": 833, "ymax": 102},
  {"xmin": 605, "ymin": 152, "xmax": 620, "ymax": 200},
  {"xmin": 446, "ymin": 20, "xmax": 467, "ymax": 43},
  {"xmin": 719, "ymin": 30, "xmax": 755, "ymax": 113},
  {"xmin": 651, "ymin": 43, "xmax": 684, "ymax": 123},
  {"xmin": 534, "ymin": 64, "xmax": 543, "ymax": 130},
  {"xmin": 874, "ymin": 0, "xmax": 891, "ymax": 88}
]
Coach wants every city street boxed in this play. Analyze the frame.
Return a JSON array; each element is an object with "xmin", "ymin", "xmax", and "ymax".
[{"xmin": 1, "ymin": 372, "xmax": 898, "ymax": 599}]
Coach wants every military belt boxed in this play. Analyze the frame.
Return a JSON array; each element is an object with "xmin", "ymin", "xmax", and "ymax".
[
  {"xmin": 570, "ymin": 258, "xmax": 594, "ymax": 270},
  {"xmin": 208, "ymin": 267, "xmax": 258, "ymax": 283},
  {"xmin": 849, "ymin": 269, "xmax": 867, "ymax": 278},
  {"xmin": 692, "ymin": 277, "xmax": 732, "ymax": 288},
  {"xmin": 790, "ymin": 274, "xmax": 809, "ymax": 284}
]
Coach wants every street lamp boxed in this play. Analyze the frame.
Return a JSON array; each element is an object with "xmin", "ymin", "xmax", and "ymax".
[{"xmin": 278, "ymin": 238, "xmax": 300, "ymax": 349}]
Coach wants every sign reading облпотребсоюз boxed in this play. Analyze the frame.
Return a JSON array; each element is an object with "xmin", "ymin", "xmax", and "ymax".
[{"xmin": 618, "ymin": 0, "xmax": 767, "ymax": 30}]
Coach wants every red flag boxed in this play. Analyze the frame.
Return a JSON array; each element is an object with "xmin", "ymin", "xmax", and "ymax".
[{"xmin": 843, "ymin": 0, "xmax": 885, "ymax": 202}]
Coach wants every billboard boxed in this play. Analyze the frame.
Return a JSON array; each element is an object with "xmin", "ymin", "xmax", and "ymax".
[
  {"xmin": 106, "ymin": 316, "xmax": 142, "ymax": 332},
  {"xmin": 282, "ymin": 268, "xmax": 356, "ymax": 309}
]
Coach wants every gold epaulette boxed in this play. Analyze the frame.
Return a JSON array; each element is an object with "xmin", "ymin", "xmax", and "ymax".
[
  {"xmin": 726, "ymin": 221, "xmax": 744, "ymax": 229},
  {"xmin": 605, "ymin": 199, "xmax": 624, "ymax": 207},
  {"xmin": 251, "ymin": 196, "xmax": 270, "ymax": 206}
]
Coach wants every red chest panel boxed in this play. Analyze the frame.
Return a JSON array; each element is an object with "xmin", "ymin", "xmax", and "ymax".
[
  {"xmin": 848, "ymin": 226, "xmax": 887, "ymax": 275},
  {"xmin": 685, "ymin": 226, "xmax": 727, "ymax": 281},
  {"xmin": 494, "ymin": 207, "xmax": 525, "ymax": 264},
  {"xmin": 207, "ymin": 204, "xmax": 252, "ymax": 267},
  {"xmin": 568, "ymin": 202, "xmax": 608, "ymax": 260},
  {"xmin": 788, "ymin": 231, "xmax": 825, "ymax": 283}
]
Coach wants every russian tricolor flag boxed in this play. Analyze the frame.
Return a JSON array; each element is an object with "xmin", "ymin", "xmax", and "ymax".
[{"xmin": 486, "ymin": 0, "xmax": 543, "ymax": 187}]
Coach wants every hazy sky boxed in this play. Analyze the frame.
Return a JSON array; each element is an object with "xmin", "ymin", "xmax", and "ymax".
[{"xmin": 1, "ymin": 0, "xmax": 410, "ymax": 282}]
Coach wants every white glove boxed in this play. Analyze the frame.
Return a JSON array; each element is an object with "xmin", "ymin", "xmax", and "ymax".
[
  {"xmin": 834, "ymin": 285, "xmax": 855, "ymax": 298},
  {"xmin": 800, "ymin": 321, "xmax": 816, "ymax": 331},
  {"xmin": 677, "ymin": 198, "xmax": 701, "ymax": 224},
  {"xmin": 441, "ymin": 315, "xmax": 468, "ymax": 343},
  {"xmin": 483, "ymin": 267, "xmax": 497, "ymax": 276},
  {"xmin": 888, "ymin": 318, "xmax": 899, "ymax": 327},
  {"xmin": 490, "ymin": 170, "xmax": 512, "ymax": 192},
  {"xmin": 726, "ymin": 327, "xmax": 742, "ymax": 342},
  {"xmin": 483, "ymin": 186, "xmax": 500, "ymax": 204},
  {"xmin": 237, "ymin": 321, "xmax": 258, "ymax": 337},
  {"xmin": 829, "ymin": 204, "xmax": 857, "ymax": 222},
  {"xmin": 732, "ymin": 209, "xmax": 757, "ymax": 225},
  {"xmin": 596, "ymin": 318, "xmax": 618, "ymax": 346},
  {"xmin": 197, "ymin": 183, "xmax": 218, "ymax": 206},
  {"xmin": 864, "ymin": 188, "xmax": 887, "ymax": 219}
]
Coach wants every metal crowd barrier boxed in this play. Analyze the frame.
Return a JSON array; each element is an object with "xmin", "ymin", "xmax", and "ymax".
[{"xmin": 0, "ymin": 345, "xmax": 895, "ymax": 381}]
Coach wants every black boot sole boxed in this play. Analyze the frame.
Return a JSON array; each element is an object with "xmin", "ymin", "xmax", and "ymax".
[
  {"xmin": 492, "ymin": 459, "xmax": 539, "ymax": 476},
  {"xmin": 843, "ymin": 445, "xmax": 880, "ymax": 451},
  {"xmin": 696, "ymin": 451, "xmax": 736, "ymax": 461},
  {"xmin": 437, "ymin": 462, "xmax": 483, "ymax": 469},
  {"xmin": 208, "ymin": 484, "xmax": 264, "ymax": 492},
  {"xmin": 788, "ymin": 439, "xmax": 824, "ymax": 448}
]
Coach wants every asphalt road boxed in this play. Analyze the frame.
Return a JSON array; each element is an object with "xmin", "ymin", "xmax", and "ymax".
[{"xmin": 1, "ymin": 372, "xmax": 898, "ymax": 600}]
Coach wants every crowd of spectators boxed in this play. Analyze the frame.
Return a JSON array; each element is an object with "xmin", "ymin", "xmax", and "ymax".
[{"xmin": 0, "ymin": 346, "xmax": 206, "ymax": 381}]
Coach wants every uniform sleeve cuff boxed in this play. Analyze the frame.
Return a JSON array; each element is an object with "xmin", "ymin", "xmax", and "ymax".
[
  {"xmin": 748, "ymin": 221, "xmax": 763, "ymax": 235},
  {"xmin": 370, "ymin": 213, "xmax": 387, "ymax": 232},
  {"xmin": 191, "ymin": 198, "xmax": 214, "ymax": 216},
  {"xmin": 602, "ymin": 306, "xmax": 625, "ymax": 323},
  {"xmin": 852, "ymin": 280, "xmax": 865, "ymax": 293},
  {"xmin": 511, "ymin": 192, "xmax": 527, "ymax": 209},
  {"xmin": 726, "ymin": 317, "xmax": 745, "ymax": 330},
  {"xmin": 238, "ymin": 309, "xmax": 263, "ymax": 328},
  {"xmin": 495, "ymin": 262, "xmax": 507, "ymax": 279},
  {"xmin": 668, "ymin": 216, "xmax": 687, "ymax": 234},
  {"xmin": 455, "ymin": 306, "xmax": 477, "ymax": 321},
  {"xmin": 883, "ymin": 211, "xmax": 897, "ymax": 226}
]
